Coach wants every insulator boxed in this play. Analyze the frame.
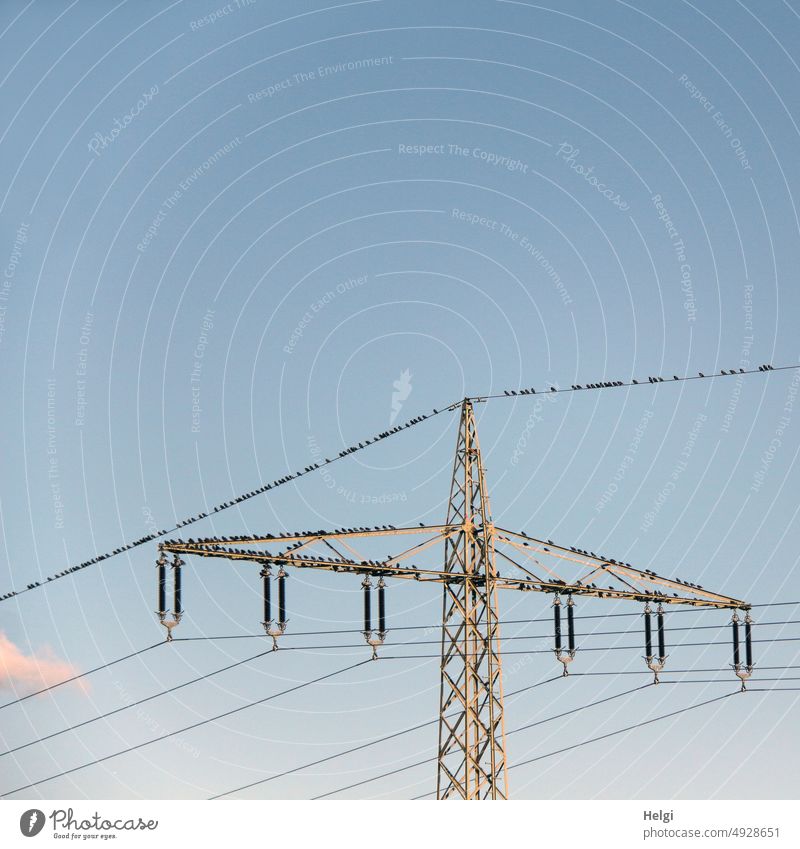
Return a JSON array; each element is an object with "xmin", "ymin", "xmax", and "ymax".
[
  {"xmin": 262, "ymin": 568, "xmax": 271, "ymax": 624},
  {"xmin": 553, "ymin": 599, "xmax": 562, "ymax": 652},
  {"xmin": 657, "ymin": 608, "xmax": 665, "ymax": 660},
  {"xmin": 173, "ymin": 556, "xmax": 182, "ymax": 617},
  {"xmin": 157, "ymin": 559, "xmax": 166, "ymax": 615},
  {"xmin": 567, "ymin": 598, "xmax": 575, "ymax": 653},
  {"xmin": 745, "ymin": 616, "xmax": 753, "ymax": 668},
  {"xmin": 377, "ymin": 578, "xmax": 386, "ymax": 634},
  {"xmin": 277, "ymin": 569, "xmax": 287, "ymax": 624},
  {"xmin": 363, "ymin": 577, "xmax": 372, "ymax": 633},
  {"xmin": 732, "ymin": 617, "xmax": 741, "ymax": 667},
  {"xmin": 644, "ymin": 609, "xmax": 653, "ymax": 658}
]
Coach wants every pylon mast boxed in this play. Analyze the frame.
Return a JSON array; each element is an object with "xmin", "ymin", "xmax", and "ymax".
[
  {"xmin": 156, "ymin": 399, "xmax": 750, "ymax": 799},
  {"xmin": 437, "ymin": 399, "xmax": 507, "ymax": 799}
]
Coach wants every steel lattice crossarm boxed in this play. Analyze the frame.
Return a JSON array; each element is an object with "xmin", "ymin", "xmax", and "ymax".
[
  {"xmin": 153, "ymin": 399, "xmax": 752, "ymax": 800},
  {"xmin": 158, "ymin": 524, "xmax": 747, "ymax": 610}
]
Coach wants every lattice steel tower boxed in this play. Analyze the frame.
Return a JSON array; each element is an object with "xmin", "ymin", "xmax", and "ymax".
[
  {"xmin": 156, "ymin": 399, "xmax": 749, "ymax": 800},
  {"xmin": 437, "ymin": 400, "xmax": 507, "ymax": 799}
]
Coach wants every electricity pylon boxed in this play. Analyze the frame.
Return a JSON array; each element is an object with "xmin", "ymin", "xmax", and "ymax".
[
  {"xmin": 437, "ymin": 397, "xmax": 507, "ymax": 798},
  {"xmin": 156, "ymin": 399, "xmax": 749, "ymax": 799}
]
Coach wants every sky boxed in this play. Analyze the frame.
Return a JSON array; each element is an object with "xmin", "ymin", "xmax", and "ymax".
[{"xmin": 0, "ymin": 0, "xmax": 799, "ymax": 801}]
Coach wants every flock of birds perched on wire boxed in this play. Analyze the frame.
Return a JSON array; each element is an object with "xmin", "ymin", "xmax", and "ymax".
[
  {"xmin": 0, "ymin": 361, "xmax": 782, "ymax": 602},
  {"xmin": 499, "ymin": 363, "xmax": 777, "ymax": 395}
]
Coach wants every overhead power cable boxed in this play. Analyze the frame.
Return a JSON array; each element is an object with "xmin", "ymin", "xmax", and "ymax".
[
  {"xmin": 2, "ymin": 362, "xmax": 794, "ymax": 605},
  {"xmin": 0, "ymin": 659, "xmax": 368, "ymax": 798},
  {"xmin": 0, "ymin": 644, "xmax": 279, "ymax": 757},
  {"xmin": 2, "ymin": 625, "xmax": 797, "ymax": 715},
  {"xmin": 173, "ymin": 618, "xmax": 800, "ymax": 644},
  {"xmin": 6, "ymin": 655, "xmax": 799, "ymax": 771},
  {"xmin": 313, "ymin": 681, "xmax": 699, "ymax": 799},
  {"xmin": 0, "ymin": 642, "xmax": 164, "ymax": 710},
  {"xmin": 214, "ymin": 677, "xmax": 662, "ymax": 800},
  {"xmin": 2, "ymin": 601, "xmax": 794, "ymax": 713},
  {"xmin": 328, "ymin": 688, "xmax": 743, "ymax": 800},
  {"xmin": 479, "ymin": 362, "xmax": 796, "ymax": 400},
  {"xmin": 377, "ymin": 633, "xmax": 800, "ymax": 658},
  {"xmin": 210, "ymin": 672, "xmax": 565, "ymax": 798},
  {"xmin": 0, "ymin": 408, "xmax": 450, "ymax": 603}
]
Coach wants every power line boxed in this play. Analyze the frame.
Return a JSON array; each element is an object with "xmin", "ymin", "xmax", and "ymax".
[
  {"xmin": 7, "ymin": 652, "xmax": 798, "ymax": 775},
  {"xmin": 81, "ymin": 633, "xmax": 791, "ymax": 657},
  {"xmin": 173, "ymin": 618, "xmax": 800, "ymax": 644},
  {"xmin": 215, "ymin": 675, "xmax": 650, "ymax": 800},
  {"xmin": 4, "ymin": 650, "xmax": 793, "ymax": 798},
  {"xmin": 376, "ymin": 633, "xmax": 800, "ymax": 658},
  {"xmin": 3, "ymin": 362, "xmax": 795, "ymax": 605},
  {"xmin": 4, "ymin": 630, "xmax": 794, "ymax": 715},
  {"xmin": 5, "ymin": 612, "xmax": 794, "ymax": 715},
  {"xmin": 478, "ymin": 362, "xmax": 796, "ymax": 400},
  {"xmin": 313, "ymin": 681, "xmax": 705, "ymax": 799},
  {"xmin": 0, "ymin": 644, "xmax": 281, "ymax": 758},
  {"xmin": 210, "ymin": 672, "xmax": 566, "ymax": 799},
  {"xmin": 747, "ymin": 687, "xmax": 800, "ymax": 692},
  {"xmin": 0, "ymin": 407, "xmax": 450, "ymax": 604},
  {"xmin": 414, "ymin": 686, "xmax": 800, "ymax": 798},
  {"xmin": 407, "ymin": 689, "xmax": 744, "ymax": 799},
  {"xmin": 657, "ymin": 678, "xmax": 800, "ymax": 684},
  {"xmin": 0, "ymin": 659, "xmax": 368, "ymax": 798},
  {"xmin": 0, "ymin": 642, "xmax": 164, "ymax": 711},
  {"xmin": 569, "ymin": 665, "xmax": 800, "ymax": 676},
  {"xmin": 160, "ymin": 600, "xmax": 800, "ymax": 643},
  {"xmin": 509, "ymin": 690, "xmax": 745, "ymax": 771}
]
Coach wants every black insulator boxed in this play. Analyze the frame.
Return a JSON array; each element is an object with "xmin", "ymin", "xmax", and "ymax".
[
  {"xmin": 567, "ymin": 602, "xmax": 575, "ymax": 652},
  {"xmin": 745, "ymin": 618, "xmax": 753, "ymax": 668},
  {"xmin": 554, "ymin": 603, "xmax": 562, "ymax": 651},
  {"xmin": 732, "ymin": 619, "xmax": 741, "ymax": 666},
  {"xmin": 657, "ymin": 610, "xmax": 665, "ymax": 659},
  {"xmin": 263, "ymin": 571, "xmax": 271, "ymax": 623},
  {"xmin": 173, "ymin": 561, "xmax": 182, "ymax": 616},
  {"xmin": 378, "ymin": 582, "xmax": 386, "ymax": 634},
  {"xmin": 157, "ymin": 563, "xmax": 166, "ymax": 614},
  {"xmin": 363, "ymin": 582, "xmax": 372, "ymax": 633},
  {"xmin": 644, "ymin": 610, "xmax": 653, "ymax": 657},
  {"xmin": 278, "ymin": 573, "xmax": 287, "ymax": 623}
]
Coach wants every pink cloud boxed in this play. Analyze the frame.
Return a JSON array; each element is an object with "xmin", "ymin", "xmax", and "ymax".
[{"xmin": 0, "ymin": 632, "xmax": 87, "ymax": 695}]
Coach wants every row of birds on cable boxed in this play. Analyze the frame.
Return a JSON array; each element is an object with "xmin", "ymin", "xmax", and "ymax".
[
  {"xmin": 173, "ymin": 412, "xmax": 448, "ymax": 519},
  {"xmin": 509, "ymin": 533, "xmax": 707, "ymax": 594},
  {"xmin": 3, "ymin": 406, "xmax": 449, "ymax": 600},
  {"xmin": 10, "ymin": 364, "xmax": 778, "ymax": 601},
  {"xmin": 3, "ymin": 528, "xmax": 176, "ymax": 598},
  {"xmin": 336, "ymin": 413, "xmax": 439, "ymax": 456},
  {"xmin": 175, "ymin": 524, "xmax": 400, "ymax": 547},
  {"xmin": 501, "ymin": 364, "xmax": 777, "ymax": 396}
]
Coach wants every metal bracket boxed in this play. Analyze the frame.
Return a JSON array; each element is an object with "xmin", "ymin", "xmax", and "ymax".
[{"xmin": 263, "ymin": 619, "xmax": 287, "ymax": 651}]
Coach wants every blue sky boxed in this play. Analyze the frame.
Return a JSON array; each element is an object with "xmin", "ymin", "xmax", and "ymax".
[{"xmin": 0, "ymin": 0, "xmax": 798, "ymax": 800}]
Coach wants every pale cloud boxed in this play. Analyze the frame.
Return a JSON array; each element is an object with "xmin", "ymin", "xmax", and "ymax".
[{"xmin": 0, "ymin": 631, "xmax": 85, "ymax": 694}]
